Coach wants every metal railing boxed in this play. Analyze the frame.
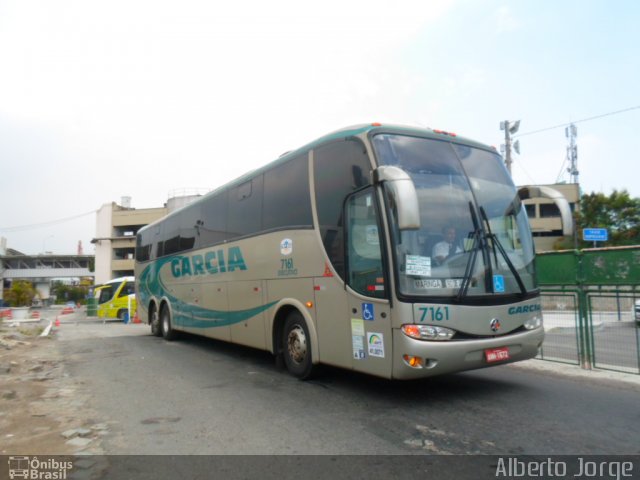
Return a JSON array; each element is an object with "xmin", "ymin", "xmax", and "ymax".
[
  {"xmin": 538, "ymin": 288, "xmax": 639, "ymax": 374},
  {"xmin": 535, "ymin": 246, "xmax": 640, "ymax": 375}
]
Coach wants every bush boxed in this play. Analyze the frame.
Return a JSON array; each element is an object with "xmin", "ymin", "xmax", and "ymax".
[{"xmin": 5, "ymin": 280, "xmax": 36, "ymax": 307}]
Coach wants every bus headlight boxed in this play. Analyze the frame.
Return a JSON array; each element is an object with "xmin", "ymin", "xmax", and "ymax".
[
  {"xmin": 524, "ymin": 315, "xmax": 543, "ymax": 330},
  {"xmin": 402, "ymin": 324, "xmax": 455, "ymax": 341}
]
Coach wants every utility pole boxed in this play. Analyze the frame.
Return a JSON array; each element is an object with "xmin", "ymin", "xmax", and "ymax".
[
  {"xmin": 564, "ymin": 123, "xmax": 580, "ymax": 251},
  {"xmin": 565, "ymin": 123, "xmax": 579, "ymax": 184},
  {"xmin": 500, "ymin": 120, "xmax": 520, "ymax": 175}
]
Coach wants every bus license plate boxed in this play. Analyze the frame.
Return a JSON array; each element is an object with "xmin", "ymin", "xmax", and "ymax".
[{"xmin": 484, "ymin": 347, "xmax": 510, "ymax": 363}]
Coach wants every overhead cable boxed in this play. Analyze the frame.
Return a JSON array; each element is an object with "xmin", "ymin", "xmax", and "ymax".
[
  {"xmin": 0, "ymin": 210, "xmax": 96, "ymax": 233},
  {"xmin": 515, "ymin": 105, "xmax": 640, "ymax": 138}
]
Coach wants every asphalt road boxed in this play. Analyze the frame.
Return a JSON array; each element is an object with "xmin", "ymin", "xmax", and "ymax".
[{"xmin": 53, "ymin": 318, "xmax": 640, "ymax": 457}]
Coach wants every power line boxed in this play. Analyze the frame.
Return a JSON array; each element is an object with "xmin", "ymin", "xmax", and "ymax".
[
  {"xmin": 514, "ymin": 105, "xmax": 640, "ymax": 138},
  {"xmin": 0, "ymin": 210, "xmax": 96, "ymax": 233}
]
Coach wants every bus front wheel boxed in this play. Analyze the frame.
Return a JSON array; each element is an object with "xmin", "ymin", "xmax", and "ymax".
[
  {"xmin": 282, "ymin": 312, "xmax": 314, "ymax": 379},
  {"xmin": 160, "ymin": 306, "xmax": 177, "ymax": 341}
]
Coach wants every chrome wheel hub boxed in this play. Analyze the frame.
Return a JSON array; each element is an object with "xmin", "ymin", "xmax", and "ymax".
[{"xmin": 287, "ymin": 325, "xmax": 307, "ymax": 364}]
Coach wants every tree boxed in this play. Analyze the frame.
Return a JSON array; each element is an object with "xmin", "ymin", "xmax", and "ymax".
[
  {"xmin": 51, "ymin": 281, "xmax": 89, "ymax": 305},
  {"xmin": 5, "ymin": 280, "xmax": 36, "ymax": 307},
  {"xmin": 572, "ymin": 189, "xmax": 640, "ymax": 248}
]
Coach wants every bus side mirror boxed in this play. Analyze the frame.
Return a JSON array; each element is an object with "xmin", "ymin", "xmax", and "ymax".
[
  {"xmin": 518, "ymin": 185, "xmax": 574, "ymax": 236},
  {"xmin": 372, "ymin": 166, "xmax": 420, "ymax": 230}
]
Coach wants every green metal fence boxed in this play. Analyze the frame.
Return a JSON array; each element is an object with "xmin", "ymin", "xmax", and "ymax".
[
  {"xmin": 536, "ymin": 246, "xmax": 640, "ymax": 375},
  {"xmin": 537, "ymin": 291, "xmax": 581, "ymax": 366}
]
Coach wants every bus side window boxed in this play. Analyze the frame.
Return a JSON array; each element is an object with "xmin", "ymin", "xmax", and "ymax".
[
  {"xmin": 314, "ymin": 139, "xmax": 372, "ymax": 280},
  {"xmin": 346, "ymin": 190, "xmax": 385, "ymax": 299}
]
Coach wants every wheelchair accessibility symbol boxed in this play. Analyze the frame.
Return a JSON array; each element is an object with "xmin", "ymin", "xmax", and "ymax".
[
  {"xmin": 493, "ymin": 274, "xmax": 505, "ymax": 293},
  {"xmin": 362, "ymin": 303, "xmax": 375, "ymax": 321}
]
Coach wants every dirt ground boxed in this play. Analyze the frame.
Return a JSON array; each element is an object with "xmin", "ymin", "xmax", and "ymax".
[{"xmin": 0, "ymin": 321, "xmax": 107, "ymax": 455}]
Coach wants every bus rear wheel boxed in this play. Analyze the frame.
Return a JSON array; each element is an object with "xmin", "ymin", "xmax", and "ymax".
[
  {"xmin": 282, "ymin": 312, "xmax": 314, "ymax": 379},
  {"xmin": 150, "ymin": 307, "xmax": 161, "ymax": 337},
  {"xmin": 160, "ymin": 306, "xmax": 177, "ymax": 341}
]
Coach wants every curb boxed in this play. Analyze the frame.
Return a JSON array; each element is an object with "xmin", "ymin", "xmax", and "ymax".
[{"xmin": 40, "ymin": 320, "xmax": 54, "ymax": 337}]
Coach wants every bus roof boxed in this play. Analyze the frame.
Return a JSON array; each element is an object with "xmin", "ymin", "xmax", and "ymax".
[
  {"xmin": 102, "ymin": 276, "xmax": 134, "ymax": 285},
  {"xmin": 140, "ymin": 123, "xmax": 495, "ymax": 231}
]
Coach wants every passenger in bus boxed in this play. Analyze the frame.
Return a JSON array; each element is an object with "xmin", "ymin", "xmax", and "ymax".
[{"xmin": 432, "ymin": 226, "xmax": 462, "ymax": 265}]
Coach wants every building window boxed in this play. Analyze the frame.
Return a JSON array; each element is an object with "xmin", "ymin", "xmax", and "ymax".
[
  {"xmin": 524, "ymin": 204, "xmax": 536, "ymax": 218},
  {"xmin": 539, "ymin": 203, "xmax": 560, "ymax": 218}
]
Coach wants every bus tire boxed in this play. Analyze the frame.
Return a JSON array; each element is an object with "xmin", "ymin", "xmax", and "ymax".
[
  {"xmin": 150, "ymin": 307, "xmax": 162, "ymax": 337},
  {"xmin": 160, "ymin": 305, "xmax": 177, "ymax": 341},
  {"xmin": 282, "ymin": 311, "xmax": 314, "ymax": 379}
]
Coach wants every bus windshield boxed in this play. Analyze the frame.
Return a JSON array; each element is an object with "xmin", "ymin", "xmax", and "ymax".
[
  {"xmin": 97, "ymin": 283, "xmax": 118, "ymax": 304},
  {"xmin": 372, "ymin": 133, "xmax": 536, "ymax": 300}
]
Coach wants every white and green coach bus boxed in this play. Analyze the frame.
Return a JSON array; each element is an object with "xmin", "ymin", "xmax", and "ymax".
[{"xmin": 135, "ymin": 123, "xmax": 571, "ymax": 380}]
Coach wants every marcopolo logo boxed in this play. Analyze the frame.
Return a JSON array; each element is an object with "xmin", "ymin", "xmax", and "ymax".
[
  {"xmin": 8, "ymin": 456, "xmax": 73, "ymax": 479},
  {"xmin": 490, "ymin": 318, "xmax": 502, "ymax": 332},
  {"xmin": 170, "ymin": 247, "xmax": 247, "ymax": 278}
]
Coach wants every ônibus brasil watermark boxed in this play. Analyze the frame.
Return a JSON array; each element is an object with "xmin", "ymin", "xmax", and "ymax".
[{"xmin": 8, "ymin": 456, "xmax": 73, "ymax": 480}]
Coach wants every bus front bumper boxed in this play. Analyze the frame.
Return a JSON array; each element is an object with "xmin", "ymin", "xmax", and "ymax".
[{"xmin": 391, "ymin": 327, "xmax": 544, "ymax": 380}]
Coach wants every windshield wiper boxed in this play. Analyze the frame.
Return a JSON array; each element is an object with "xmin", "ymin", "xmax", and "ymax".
[
  {"xmin": 456, "ymin": 202, "xmax": 482, "ymax": 301},
  {"xmin": 479, "ymin": 206, "xmax": 527, "ymax": 296}
]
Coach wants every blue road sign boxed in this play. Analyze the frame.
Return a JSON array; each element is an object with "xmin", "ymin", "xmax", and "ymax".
[{"xmin": 583, "ymin": 228, "xmax": 608, "ymax": 242}]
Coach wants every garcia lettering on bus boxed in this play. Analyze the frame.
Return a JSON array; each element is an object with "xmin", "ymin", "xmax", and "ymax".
[
  {"xmin": 508, "ymin": 304, "xmax": 541, "ymax": 315},
  {"xmin": 171, "ymin": 247, "xmax": 247, "ymax": 278}
]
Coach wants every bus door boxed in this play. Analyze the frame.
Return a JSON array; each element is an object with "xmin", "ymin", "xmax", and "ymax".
[{"xmin": 344, "ymin": 189, "xmax": 392, "ymax": 377}]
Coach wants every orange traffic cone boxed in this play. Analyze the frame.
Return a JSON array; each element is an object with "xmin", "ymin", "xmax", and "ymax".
[
  {"xmin": 55, "ymin": 316, "xmax": 61, "ymax": 327},
  {"xmin": 132, "ymin": 311, "xmax": 141, "ymax": 324}
]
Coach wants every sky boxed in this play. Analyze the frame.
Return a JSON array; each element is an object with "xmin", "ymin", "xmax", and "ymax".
[{"xmin": 0, "ymin": 0, "xmax": 638, "ymax": 255}]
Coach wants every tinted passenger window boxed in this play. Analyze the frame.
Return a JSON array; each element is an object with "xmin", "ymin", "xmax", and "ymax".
[
  {"xmin": 314, "ymin": 139, "xmax": 372, "ymax": 279},
  {"xmin": 160, "ymin": 205, "xmax": 199, "ymax": 256},
  {"xmin": 200, "ymin": 191, "xmax": 229, "ymax": 247},
  {"xmin": 263, "ymin": 155, "xmax": 312, "ymax": 231},
  {"xmin": 161, "ymin": 216, "xmax": 180, "ymax": 256},
  {"xmin": 135, "ymin": 230, "xmax": 152, "ymax": 262},
  {"xmin": 227, "ymin": 176, "xmax": 264, "ymax": 238}
]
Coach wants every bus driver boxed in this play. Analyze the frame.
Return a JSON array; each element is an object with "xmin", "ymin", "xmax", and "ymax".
[{"xmin": 432, "ymin": 226, "xmax": 462, "ymax": 265}]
